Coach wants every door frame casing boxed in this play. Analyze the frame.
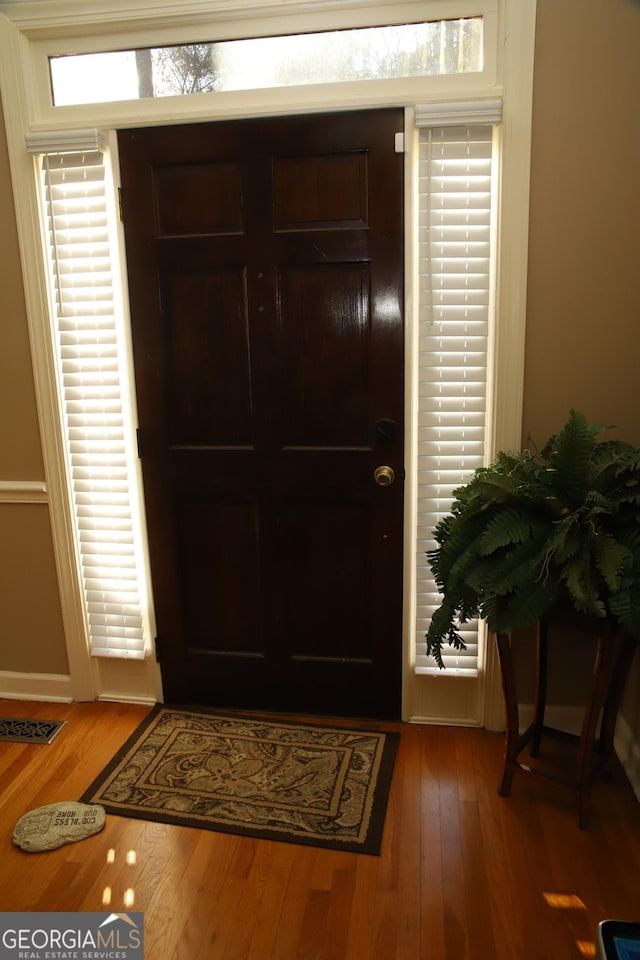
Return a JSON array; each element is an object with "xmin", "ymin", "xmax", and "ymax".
[{"xmin": 0, "ymin": 0, "xmax": 537, "ymax": 723}]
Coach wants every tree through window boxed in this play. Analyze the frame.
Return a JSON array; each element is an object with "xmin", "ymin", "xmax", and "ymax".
[{"xmin": 50, "ymin": 18, "xmax": 482, "ymax": 105}]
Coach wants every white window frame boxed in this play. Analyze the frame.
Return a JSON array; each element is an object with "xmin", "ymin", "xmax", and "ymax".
[
  {"xmin": 33, "ymin": 134, "xmax": 152, "ymax": 663},
  {"xmin": 20, "ymin": 0, "xmax": 499, "ymax": 130},
  {"xmin": 0, "ymin": 0, "xmax": 536, "ymax": 721},
  {"xmin": 414, "ymin": 113, "xmax": 500, "ymax": 679}
]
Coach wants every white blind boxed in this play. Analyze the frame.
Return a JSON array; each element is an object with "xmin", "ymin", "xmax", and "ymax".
[
  {"xmin": 41, "ymin": 149, "xmax": 148, "ymax": 659},
  {"xmin": 415, "ymin": 124, "xmax": 494, "ymax": 675}
]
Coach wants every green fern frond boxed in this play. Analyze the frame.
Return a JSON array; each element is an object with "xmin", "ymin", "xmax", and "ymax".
[
  {"xmin": 487, "ymin": 580, "xmax": 558, "ymax": 634},
  {"xmin": 428, "ymin": 509, "xmax": 494, "ymax": 587},
  {"xmin": 584, "ymin": 489, "xmax": 612, "ymax": 510},
  {"xmin": 548, "ymin": 409, "xmax": 606, "ymax": 501},
  {"xmin": 593, "ymin": 533, "xmax": 626, "ymax": 592},
  {"xmin": 475, "ymin": 506, "xmax": 542, "ymax": 556},
  {"xmin": 593, "ymin": 448, "xmax": 640, "ymax": 503},
  {"xmin": 425, "ymin": 601, "xmax": 469, "ymax": 668},
  {"xmin": 618, "ymin": 492, "xmax": 640, "ymax": 507},
  {"xmin": 546, "ymin": 516, "xmax": 581, "ymax": 564},
  {"xmin": 480, "ymin": 592, "xmax": 499, "ymax": 630},
  {"xmin": 607, "ymin": 589, "xmax": 631, "ymax": 624},
  {"xmin": 561, "ymin": 551, "xmax": 607, "ymax": 616},
  {"xmin": 453, "ymin": 471, "xmax": 522, "ymax": 507},
  {"xmin": 608, "ymin": 581, "xmax": 640, "ymax": 639},
  {"xmin": 424, "ymin": 410, "xmax": 640, "ymax": 666},
  {"xmin": 465, "ymin": 530, "xmax": 549, "ymax": 595}
]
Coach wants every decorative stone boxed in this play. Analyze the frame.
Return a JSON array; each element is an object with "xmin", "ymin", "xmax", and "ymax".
[{"xmin": 12, "ymin": 801, "xmax": 106, "ymax": 852}]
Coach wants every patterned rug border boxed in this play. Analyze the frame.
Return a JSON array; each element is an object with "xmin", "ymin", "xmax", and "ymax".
[{"xmin": 79, "ymin": 705, "xmax": 400, "ymax": 855}]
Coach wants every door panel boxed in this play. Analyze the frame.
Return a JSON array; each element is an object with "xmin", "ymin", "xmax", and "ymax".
[
  {"xmin": 154, "ymin": 161, "xmax": 244, "ymax": 236},
  {"xmin": 165, "ymin": 269, "xmax": 252, "ymax": 445},
  {"xmin": 279, "ymin": 263, "xmax": 370, "ymax": 447},
  {"xmin": 119, "ymin": 109, "xmax": 404, "ymax": 718},
  {"xmin": 176, "ymin": 501, "xmax": 263, "ymax": 655},
  {"xmin": 273, "ymin": 152, "xmax": 368, "ymax": 228},
  {"xmin": 278, "ymin": 501, "xmax": 371, "ymax": 660}
]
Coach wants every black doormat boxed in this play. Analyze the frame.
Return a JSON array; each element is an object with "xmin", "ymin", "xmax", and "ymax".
[
  {"xmin": 80, "ymin": 706, "xmax": 399, "ymax": 854},
  {"xmin": 0, "ymin": 718, "xmax": 66, "ymax": 744}
]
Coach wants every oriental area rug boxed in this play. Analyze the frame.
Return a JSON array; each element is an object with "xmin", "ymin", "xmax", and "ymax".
[{"xmin": 80, "ymin": 706, "xmax": 399, "ymax": 855}]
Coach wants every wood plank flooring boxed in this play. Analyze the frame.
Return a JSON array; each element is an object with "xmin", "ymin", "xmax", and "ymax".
[{"xmin": 0, "ymin": 699, "xmax": 638, "ymax": 960}]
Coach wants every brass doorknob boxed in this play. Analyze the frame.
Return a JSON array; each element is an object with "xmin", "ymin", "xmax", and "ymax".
[{"xmin": 374, "ymin": 465, "xmax": 395, "ymax": 487}]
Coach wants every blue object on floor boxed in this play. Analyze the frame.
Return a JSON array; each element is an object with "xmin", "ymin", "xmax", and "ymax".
[{"xmin": 597, "ymin": 922, "xmax": 640, "ymax": 960}]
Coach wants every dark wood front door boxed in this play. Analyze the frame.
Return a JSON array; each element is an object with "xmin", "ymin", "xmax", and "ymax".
[{"xmin": 118, "ymin": 109, "xmax": 404, "ymax": 719}]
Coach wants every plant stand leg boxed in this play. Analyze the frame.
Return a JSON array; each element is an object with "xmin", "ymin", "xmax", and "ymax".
[
  {"xmin": 495, "ymin": 617, "xmax": 634, "ymax": 828},
  {"xmin": 599, "ymin": 632, "xmax": 637, "ymax": 760},
  {"xmin": 576, "ymin": 627, "xmax": 637, "ymax": 828},
  {"xmin": 496, "ymin": 631, "xmax": 519, "ymax": 796},
  {"xmin": 530, "ymin": 618, "xmax": 548, "ymax": 757},
  {"xmin": 576, "ymin": 623, "xmax": 615, "ymax": 829}
]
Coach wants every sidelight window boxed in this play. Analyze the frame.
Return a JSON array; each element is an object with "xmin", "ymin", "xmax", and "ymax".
[
  {"xmin": 35, "ymin": 137, "xmax": 150, "ymax": 660},
  {"xmin": 414, "ymin": 119, "xmax": 497, "ymax": 676}
]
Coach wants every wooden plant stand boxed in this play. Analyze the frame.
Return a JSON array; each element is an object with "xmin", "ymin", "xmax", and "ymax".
[{"xmin": 495, "ymin": 617, "xmax": 637, "ymax": 828}]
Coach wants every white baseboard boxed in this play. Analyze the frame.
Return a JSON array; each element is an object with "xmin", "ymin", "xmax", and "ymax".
[
  {"xmin": 0, "ymin": 671, "xmax": 73, "ymax": 702},
  {"xmin": 518, "ymin": 703, "xmax": 584, "ymax": 736},
  {"xmin": 97, "ymin": 694, "xmax": 158, "ymax": 706},
  {"xmin": 519, "ymin": 703, "xmax": 640, "ymax": 803},
  {"xmin": 614, "ymin": 712, "xmax": 640, "ymax": 803},
  {"xmin": 0, "ymin": 668, "xmax": 159, "ymax": 707},
  {"xmin": 1, "ymin": 677, "xmax": 636, "ymax": 801}
]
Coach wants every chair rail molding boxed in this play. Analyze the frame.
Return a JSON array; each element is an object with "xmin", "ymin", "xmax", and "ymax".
[{"xmin": 0, "ymin": 480, "xmax": 48, "ymax": 503}]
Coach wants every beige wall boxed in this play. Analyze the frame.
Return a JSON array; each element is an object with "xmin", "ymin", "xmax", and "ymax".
[
  {"xmin": 0, "ymin": 95, "xmax": 45, "ymax": 479},
  {"xmin": 0, "ymin": 1, "xmax": 638, "ymax": 724},
  {"xmin": 0, "ymin": 504, "xmax": 68, "ymax": 674},
  {"xmin": 0, "ymin": 93, "xmax": 68, "ymax": 676},
  {"xmin": 521, "ymin": 0, "xmax": 640, "ymax": 734},
  {"xmin": 523, "ymin": 0, "xmax": 640, "ymax": 449}
]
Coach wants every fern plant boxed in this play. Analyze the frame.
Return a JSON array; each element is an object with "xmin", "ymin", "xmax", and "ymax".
[{"xmin": 426, "ymin": 409, "xmax": 640, "ymax": 668}]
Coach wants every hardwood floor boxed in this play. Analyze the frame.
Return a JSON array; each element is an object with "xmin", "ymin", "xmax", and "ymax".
[{"xmin": 0, "ymin": 698, "xmax": 638, "ymax": 959}]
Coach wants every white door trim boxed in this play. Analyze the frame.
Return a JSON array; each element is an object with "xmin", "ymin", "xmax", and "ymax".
[{"xmin": 0, "ymin": 0, "xmax": 536, "ymax": 721}]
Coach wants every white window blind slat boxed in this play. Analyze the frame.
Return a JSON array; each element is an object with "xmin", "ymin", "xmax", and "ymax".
[
  {"xmin": 41, "ymin": 149, "xmax": 148, "ymax": 660},
  {"xmin": 415, "ymin": 124, "xmax": 494, "ymax": 676}
]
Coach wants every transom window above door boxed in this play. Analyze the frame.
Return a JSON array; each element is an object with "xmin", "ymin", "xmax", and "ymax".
[{"xmin": 49, "ymin": 17, "xmax": 483, "ymax": 106}]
